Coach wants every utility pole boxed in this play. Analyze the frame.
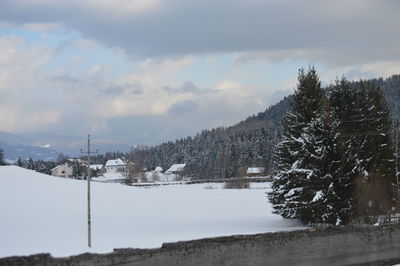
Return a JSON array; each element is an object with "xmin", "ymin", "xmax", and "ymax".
[{"xmin": 81, "ymin": 135, "xmax": 98, "ymax": 248}]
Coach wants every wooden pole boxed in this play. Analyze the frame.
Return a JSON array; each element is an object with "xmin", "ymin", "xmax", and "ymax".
[
  {"xmin": 395, "ymin": 121, "xmax": 399, "ymax": 194},
  {"xmin": 87, "ymin": 135, "xmax": 91, "ymax": 248},
  {"xmin": 81, "ymin": 135, "xmax": 97, "ymax": 248}
]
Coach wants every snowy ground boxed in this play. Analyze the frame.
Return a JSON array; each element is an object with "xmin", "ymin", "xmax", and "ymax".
[{"xmin": 0, "ymin": 166, "xmax": 304, "ymax": 258}]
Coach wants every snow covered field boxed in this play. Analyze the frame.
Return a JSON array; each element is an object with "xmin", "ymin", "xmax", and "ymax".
[{"xmin": 0, "ymin": 166, "xmax": 304, "ymax": 258}]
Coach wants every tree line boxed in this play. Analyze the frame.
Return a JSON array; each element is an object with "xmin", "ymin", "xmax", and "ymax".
[{"xmin": 131, "ymin": 74, "xmax": 400, "ymax": 182}]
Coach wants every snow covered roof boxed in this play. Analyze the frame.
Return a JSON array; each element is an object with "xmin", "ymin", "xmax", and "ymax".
[
  {"xmin": 51, "ymin": 165, "xmax": 62, "ymax": 171},
  {"xmin": 105, "ymin": 158, "xmax": 125, "ymax": 167},
  {"xmin": 246, "ymin": 167, "xmax": 265, "ymax": 174},
  {"xmin": 90, "ymin": 164, "xmax": 104, "ymax": 170},
  {"xmin": 166, "ymin": 164, "xmax": 186, "ymax": 173},
  {"xmin": 154, "ymin": 166, "xmax": 163, "ymax": 171},
  {"xmin": 51, "ymin": 163, "xmax": 71, "ymax": 171}
]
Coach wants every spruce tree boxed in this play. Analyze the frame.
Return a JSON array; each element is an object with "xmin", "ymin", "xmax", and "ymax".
[
  {"xmin": 354, "ymin": 81, "xmax": 396, "ymax": 217},
  {"xmin": 327, "ymin": 78, "xmax": 359, "ymax": 223},
  {"xmin": 296, "ymin": 106, "xmax": 342, "ymax": 224},
  {"xmin": 329, "ymin": 79, "xmax": 397, "ymax": 220},
  {"xmin": 269, "ymin": 67, "xmax": 328, "ymax": 222},
  {"xmin": 0, "ymin": 146, "xmax": 5, "ymax": 165},
  {"xmin": 16, "ymin": 157, "xmax": 23, "ymax": 167}
]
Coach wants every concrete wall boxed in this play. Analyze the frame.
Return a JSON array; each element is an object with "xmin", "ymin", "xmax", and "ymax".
[{"xmin": 2, "ymin": 225, "xmax": 400, "ymax": 266}]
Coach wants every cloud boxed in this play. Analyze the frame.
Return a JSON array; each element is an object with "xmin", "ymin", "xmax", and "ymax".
[
  {"xmin": 48, "ymin": 74, "xmax": 79, "ymax": 83},
  {"xmin": 0, "ymin": 0, "xmax": 398, "ymax": 68},
  {"xmin": 101, "ymin": 82, "xmax": 144, "ymax": 95},
  {"xmin": 168, "ymin": 99, "xmax": 199, "ymax": 115},
  {"xmin": 20, "ymin": 22, "xmax": 62, "ymax": 32},
  {"xmin": 163, "ymin": 81, "xmax": 217, "ymax": 95},
  {"xmin": 1, "ymin": 0, "xmax": 400, "ymax": 145}
]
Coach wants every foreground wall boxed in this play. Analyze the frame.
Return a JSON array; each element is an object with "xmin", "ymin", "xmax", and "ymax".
[{"xmin": 2, "ymin": 225, "xmax": 400, "ymax": 266}]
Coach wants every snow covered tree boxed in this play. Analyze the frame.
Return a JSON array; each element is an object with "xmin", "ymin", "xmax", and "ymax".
[
  {"xmin": 329, "ymin": 78, "xmax": 397, "ymax": 221},
  {"xmin": 25, "ymin": 157, "xmax": 35, "ymax": 170},
  {"xmin": 353, "ymin": 81, "xmax": 397, "ymax": 217},
  {"xmin": 301, "ymin": 106, "xmax": 346, "ymax": 224},
  {"xmin": 269, "ymin": 67, "xmax": 330, "ymax": 223},
  {"xmin": 327, "ymin": 78, "xmax": 359, "ymax": 223}
]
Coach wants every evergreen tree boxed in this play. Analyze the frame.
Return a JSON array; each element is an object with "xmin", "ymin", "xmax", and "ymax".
[
  {"xmin": 16, "ymin": 157, "xmax": 23, "ymax": 167},
  {"xmin": 26, "ymin": 157, "xmax": 35, "ymax": 170},
  {"xmin": 296, "ymin": 107, "xmax": 341, "ymax": 224},
  {"xmin": 269, "ymin": 67, "xmax": 328, "ymax": 222},
  {"xmin": 329, "ymin": 78, "xmax": 396, "ymax": 221},
  {"xmin": 328, "ymin": 78, "xmax": 358, "ymax": 223},
  {"xmin": 354, "ymin": 81, "xmax": 396, "ymax": 217},
  {"xmin": 0, "ymin": 146, "xmax": 5, "ymax": 165}
]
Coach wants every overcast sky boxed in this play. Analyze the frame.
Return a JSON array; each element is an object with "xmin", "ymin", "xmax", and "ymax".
[{"xmin": 1, "ymin": 0, "xmax": 400, "ymax": 145}]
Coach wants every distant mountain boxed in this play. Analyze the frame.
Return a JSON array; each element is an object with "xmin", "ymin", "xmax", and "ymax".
[
  {"xmin": 132, "ymin": 98, "xmax": 291, "ymax": 178},
  {"xmin": 0, "ymin": 132, "xmax": 132, "ymax": 161},
  {"xmin": 0, "ymin": 140, "xmax": 59, "ymax": 162}
]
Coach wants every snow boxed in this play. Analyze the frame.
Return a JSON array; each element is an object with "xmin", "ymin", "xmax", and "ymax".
[
  {"xmin": 92, "ymin": 171, "xmax": 125, "ymax": 182},
  {"xmin": 154, "ymin": 166, "xmax": 163, "ymax": 172},
  {"xmin": 0, "ymin": 166, "xmax": 304, "ymax": 258},
  {"xmin": 246, "ymin": 167, "xmax": 265, "ymax": 174},
  {"xmin": 165, "ymin": 163, "xmax": 186, "ymax": 173},
  {"xmin": 90, "ymin": 164, "xmax": 103, "ymax": 170},
  {"xmin": 145, "ymin": 171, "xmax": 178, "ymax": 182},
  {"xmin": 105, "ymin": 158, "xmax": 125, "ymax": 167},
  {"xmin": 312, "ymin": 190, "xmax": 324, "ymax": 202}
]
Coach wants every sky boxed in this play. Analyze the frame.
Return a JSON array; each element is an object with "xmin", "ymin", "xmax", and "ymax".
[{"xmin": 1, "ymin": 0, "xmax": 400, "ymax": 146}]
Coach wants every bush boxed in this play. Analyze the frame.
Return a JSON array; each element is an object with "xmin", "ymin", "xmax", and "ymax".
[{"xmin": 224, "ymin": 179, "xmax": 249, "ymax": 189}]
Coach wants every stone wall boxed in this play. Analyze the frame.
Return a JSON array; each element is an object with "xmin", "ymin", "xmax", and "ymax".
[{"xmin": 2, "ymin": 225, "xmax": 400, "ymax": 266}]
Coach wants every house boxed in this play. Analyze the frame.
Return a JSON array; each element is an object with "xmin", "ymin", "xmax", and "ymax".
[
  {"xmin": 246, "ymin": 167, "xmax": 265, "ymax": 177},
  {"xmin": 153, "ymin": 166, "xmax": 163, "ymax": 174},
  {"xmin": 105, "ymin": 158, "xmax": 125, "ymax": 172},
  {"xmin": 90, "ymin": 164, "xmax": 104, "ymax": 171},
  {"xmin": 165, "ymin": 164, "xmax": 186, "ymax": 174},
  {"xmin": 51, "ymin": 163, "xmax": 73, "ymax": 178}
]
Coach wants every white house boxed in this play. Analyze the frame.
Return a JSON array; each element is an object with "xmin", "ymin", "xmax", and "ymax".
[
  {"xmin": 105, "ymin": 158, "xmax": 126, "ymax": 172},
  {"xmin": 165, "ymin": 164, "xmax": 186, "ymax": 174},
  {"xmin": 246, "ymin": 167, "xmax": 265, "ymax": 177},
  {"xmin": 51, "ymin": 163, "xmax": 73, "ymax": 178}
]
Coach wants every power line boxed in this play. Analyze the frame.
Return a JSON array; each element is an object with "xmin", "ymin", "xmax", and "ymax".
[{"xmin": 337, "ymin": 130, "xmax": 392, "ymax": 138}]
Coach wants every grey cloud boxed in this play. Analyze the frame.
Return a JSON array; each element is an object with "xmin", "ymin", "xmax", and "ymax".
[
  {"xmin": 101, "ymin": 81, "xmax": 143, "ymax": 95},
  {"xmin": 168, "ymin": 100, "xmax": 199, "ymax": 115},
  {"xmin": 126, "ymin": 81, "xmax": 144, "ymax": 95},
  {"xmin": 1, "ymin": 0, "xmax": 400, "ymax": 67},
  {"xmin": 101, "ymin": 85, "xmax": 124, "ymax": 95},
  {"xmin": 163, "ymin": 81, "xmax": 217, "ymax": 95},
  {"xmin": 48, "ymin": 74, "xmax": 79, "ymax": 83}
]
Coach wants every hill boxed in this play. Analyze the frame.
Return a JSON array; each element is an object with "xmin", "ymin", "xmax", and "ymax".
[{"xmin": 133, "ymin": 74, "xmax": 400, "ymax": 178}]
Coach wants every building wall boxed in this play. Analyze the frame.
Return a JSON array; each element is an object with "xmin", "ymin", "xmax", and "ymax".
[
  {"xmin": 3, "ymin": 225, "xmax": 400, "ymax": 266},
  {"xmin": 51, "ymin": 165, "xmax": 73, "ymax": 178}
]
